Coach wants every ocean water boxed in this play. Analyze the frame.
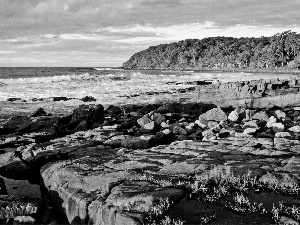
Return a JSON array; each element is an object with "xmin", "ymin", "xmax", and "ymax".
[{"xmin": 0, "ymin": 67, "xmax": 298, "ymax": 118}]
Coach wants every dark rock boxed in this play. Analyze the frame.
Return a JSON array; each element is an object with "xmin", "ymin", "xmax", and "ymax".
[
  {"xmin": 0, "ymin": 177, "xmax": 7, "ymax": 195},
  {"xmin": 74, "ymin": 120, "xmax": 89, "ymax": 132},
  {"xmin": 137, "ymin": 104, "xmax": 156, "ymax": 114},
  {"xmin": 1, "ymin": 116, "xmax": 32, "ymax": 134},
  {"xmin": 118, "ymin": 116, "xmax": 139, "ymax": 130},
  {"xmin": 29, "ymin": 117, "xmax": 59, "ymax": 133},
  {"xmin": 151, "ymin": 112, "xmax": 166, "ymax": 124},
  {"xmin": 30, "ymin": 108, "xmax": 47, "ymax": 117},
  {"xmin": 152, "ymin": 131, "xmax": 176, "ymax": 145},
  {"xmin": 81, "ymin": 96, "xmax": 96, "ymax": 102},
  {"xmin": 52, "ymin": 97, "xmax": 70, "ymax": 101},
  {"xmin": 69, "ymin": 104, "xmax": 105, "ymax": 129},
  {"xmin": 7, "ymin": 98, "xmax": 26, "ymax": 102},
  {"xmin": 122, "ymin": 137, "xmax": 152, "ymax": 149},
  {"xmin": 106, "ymin": 105, "xmax": 123, "ymax": 115},
  {"xmin": 157, "ymin": 103, "xmax": 182, "ymax": 114},
  {"xmin": 172, "ymin": 126, "xmax": 187, "ymax": 135}
]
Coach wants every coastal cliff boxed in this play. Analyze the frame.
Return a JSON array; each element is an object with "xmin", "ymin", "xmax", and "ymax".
[{"xmin": 123, "ymin": 31, "xmax": 300, "ymax": 70}]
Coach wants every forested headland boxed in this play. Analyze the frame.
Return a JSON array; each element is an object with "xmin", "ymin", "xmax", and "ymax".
[{"xmin": 123, "ymin": 31, "xmax": 300, "ymax": 70}]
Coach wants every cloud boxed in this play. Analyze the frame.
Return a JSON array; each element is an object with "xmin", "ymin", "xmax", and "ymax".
[{"xmin": 1, "ymin": 0, "xmax": 300, "ymax": 66}]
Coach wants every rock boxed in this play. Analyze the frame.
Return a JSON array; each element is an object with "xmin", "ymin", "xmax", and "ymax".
[
  {"xmin": 267, "ymin": 116, "xmax": 277, "ymax": 128},
  {"xmin": 122, "ymin": 136, "xmax": 152, "ymax": 149},
  {"xmin": 160, "ymin": 122, "xmax": 169, "ymax": 128},
  {"xmin": 294, "ymin": 107, "xmax": 300, "ymax": 111},
  {"xmin": 243, "ymin": 128, "xmax": 257, "ymax": 135},
  {"xmin": 275, "ymin": 132, "xmax": 291, "ymax": 138},
  {"xmin": 274, "ymin": 110, "xmax": 286, "ymax": 120},
  {"xmin": 13, "ymin": 216, "xmax": 35, "ymax": 224},
  {"xmin": 106, "ymin": 105, "xmax": 123, "ymax": 115},
  {"xmin": 0, "ymin": 196, "xmax": 39, "ymax": 219},
  {"xmin": 30, "ymin": 108, "xmax": 47, "ymax": 117},
  {"xmin": 172, "ymin": 126, "xmax": 187, "ymax": 135},
  {"xmin": 140, "ymin": 121, "xmax": 159, "ymax": 133},
  {"xmin": 74, "ymin": 120, "xmax": 89, "ymax": 132},
  {"xmin": 243, "ymin": 121, "xmax": 258, "ymax": 129},
  {"xmin": 2, "ymin": 116, "xmax": 32, "ymax": 134},
  {"xmin": 194, "ymin": 117, "xmax": 208, "ymax": 129},
  {"xmin": 252, "ymin": 111, "xmax": 269, "ymax": 121},
  {"xmin": 137, "ymin": 114, "xmax": 151, "ymax": 127},
  {"xmin": 228, "ymin": 110, "xmax": 239, "ymax": 122},
  {"xmin": 289, "ymin": 126, "xmax": 300, "ymax": 133},
  {"xmin": 150, "ymin": 112, "xmax": 166, "ymax": 124},
  {"xmin": 81, "ymin": 96, "xmax": 96, "ymax": 102},
  {"xmin": 137, "ymin": 104, "xmax": 156, "ymax": 114},
  {"xmin": 52, "ymin": 97, "xmax": 70, "ymax": 101},
  {"xmin": 69, "ymin": 104, "xmax": 105, "ymax": 129},
  {"xmin": 157, "ymin": 103, "xmax": 182, "ymax": 113},
  {"xmin": 272, "ymin": 123, "xmax": 285, "ymax": 132},
  {"xmin": 152, "ymin": 131, "xmax": 176, "ymax": 145},
  {"xmin": 0, "ymin": 178, "xmax": 7, "ymax": 195},
  {"xmin": 278, "ymin": 216, "xmax": 299, "ymax": 225},
  {"xmin": 199, "ymin": 107, "xmax": 227, "ymax": 122}
]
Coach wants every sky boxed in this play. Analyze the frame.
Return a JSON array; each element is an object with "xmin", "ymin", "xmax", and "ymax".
[{"xmin": 1, "ymin": 0, "xmax": 300, "ymax": 67}]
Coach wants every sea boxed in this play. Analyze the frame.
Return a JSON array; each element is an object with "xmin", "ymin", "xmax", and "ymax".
[{"xmin": 0, "ymin": 67, "xmax": 299, "ymax": 120}]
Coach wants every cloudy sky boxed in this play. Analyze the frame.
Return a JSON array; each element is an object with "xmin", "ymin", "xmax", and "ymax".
[{"xmin": 1, "ymin": 0, "xmax": 300, "ymax": 67}]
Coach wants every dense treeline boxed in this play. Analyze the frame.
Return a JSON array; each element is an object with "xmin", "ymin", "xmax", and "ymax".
[{"xmin": 123, "ymin": 31, "xmax": 300, "ymax": 70}]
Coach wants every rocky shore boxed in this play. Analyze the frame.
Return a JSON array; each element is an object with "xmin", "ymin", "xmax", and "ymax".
[{"xmin": 1, "ymin": 78, "xmax": 300, "ymax": 224}]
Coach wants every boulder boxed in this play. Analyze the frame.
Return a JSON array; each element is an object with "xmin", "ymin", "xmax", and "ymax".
[
  {"xmin": 228, "ymin": 110, "xmax": 239, "ymax": 122},
  {"xmin": 243, "ymin": 121, "xmax": 258, "ymax": 129},
  {"xmin": 137, "ymin": 114, "xmax": 152, "ymax": 127},
  {"xmin": 81, "ymin": 96, "xmax": 96, "ymax": 102},
  {"xmin": 157, "ymin": 103, "xmax": 182, "ymax": 114},
  {"xmin": 274, "ymin": 110, "xmax": 286, "ymax": 119},
  {"xmin": 1, "ymin": 116, "xmax": 32, "ymax": 134},
  {"xmin": 69, "ymin": 104, "xmax": 105, "ymax": 129},
  {"xmin": 30, "ymin": 108, "xmax": 47, "ymax": 117},
  {"xmin": 152, "ymin": 131, "xmax": 176, "ymax": 146},
  {"xmin": 137, "ymin": 104, "xmax": 156, "ymax": 114},
  {"xmin": 289, "ymin": 126, "xmax": 300, "ymax": 133},
  {"xmin": 150, "ymin": 112, "xmax": 166, "ymax": 125},
  {"xmin": 106, "ymin": 105, "xmax": 123, "ymax": 115},
  {"xmin": 272, "ymin": 123, "xmax": 285, "ymax": 132},
  {"xmin": 252, "ymin": 111, "xmax": 269, "ymax": 121},
  {"xmin": 266, "ymin": 116, "xmax": 277, "ymax": 128},
  {"xmin": 122, "ymin": 136, "xmax": 152, "ymax": 149},
  {"xmin": 140, "ymin": 121, "xmax": 159, "ymax": 133},
  {"xmin": 199, "ymin": 107, "xmax": 227, "ymax": 122}
]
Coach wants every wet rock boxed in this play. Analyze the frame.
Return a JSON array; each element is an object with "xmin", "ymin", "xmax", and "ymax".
[
  {"xmin": 52, "ymin": 97, "xmax": 70, "ymax": 101},
  {"xmin": 81, "ymin": 96, "xmax": 96, "ymax": 102},
  {"xmin": 1, "ymin": 116, "xmax": 32, "ymax": 134},
  {"xmin": 69, "ymin": 104, "xmax": 105, "ymax": 129},
  {"xmin": 152, "ymin": 131, "xmax": 176, "ymax": 146},
  {"xmin": 7, "ymin": 98, "xmax": 26, "ymax": 102},
  {"xmin": 30, "ymin": 108, "xmax": 47, "ymax": 117},
  {"xmin": 106, "ymin": 105, "xmax": 123, "ymax": 115},
  {"xmin": 137, "ymin": 104, "xmax": 156, "ymax": 114},
  {"xmin": 199, "ymin": 107, "xmax": 227, "ymax": 122},
  {"xmin": 157, "ymin": 103, "xmax": 182, "ymax": 114},
  {"xmin": 74, "ymin": 120, "xmax": 88, "ymax": 132}
]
